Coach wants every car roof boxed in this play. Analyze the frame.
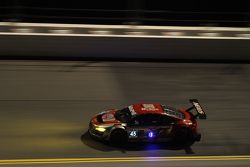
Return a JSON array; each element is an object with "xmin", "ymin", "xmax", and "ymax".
[{"xmin": 129, "ymin": 103, "xmax": 165, "ymax": 115}]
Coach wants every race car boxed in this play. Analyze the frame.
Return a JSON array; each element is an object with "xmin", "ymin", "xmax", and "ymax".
[{"xmin": 88, "ymin": 99, "xmax": 206, "ymax": 145}]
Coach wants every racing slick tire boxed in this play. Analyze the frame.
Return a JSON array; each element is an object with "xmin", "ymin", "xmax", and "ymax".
[
  {"xmin": 173, "ymin": 127, "xmax": 194, "ymax": 145},
  {"xmin": 109, "ymin": 129, "xmax": 128, "ymax": 146}
]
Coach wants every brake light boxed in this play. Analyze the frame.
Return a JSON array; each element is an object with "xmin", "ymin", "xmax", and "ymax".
[{"xmin": 183, "ymin": 119, "xmax": 193, "ymax": 125}]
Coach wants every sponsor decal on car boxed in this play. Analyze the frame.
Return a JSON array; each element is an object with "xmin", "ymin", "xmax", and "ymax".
[
  {"xmin": 141, "ymin": 104, "xmax": 159, "ymax": 111},
  {"xmin": 102, "ymin": 113, "xmax": 116, "ymax": 122},
  {"xmin": 129, "ymin": 105, "xmax": 137, "ymax": 116},
  {"xmin": 193, "ymin": 102, "xmax": 204, "ymax": 114}
]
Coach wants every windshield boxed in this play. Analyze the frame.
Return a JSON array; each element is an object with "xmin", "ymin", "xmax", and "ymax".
[
  {"xmin": 114, "ymin": 107, "xmax": 132, "ymax": 123},
  {"xmin": 162, "ymin": 105, "xmax": 185, "ymax": 119}
]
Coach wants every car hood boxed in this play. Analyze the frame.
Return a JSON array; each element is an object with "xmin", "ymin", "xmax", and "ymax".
[{"xmin": 99, "ymin": 109, "xmax": 121, "ymax": 124}]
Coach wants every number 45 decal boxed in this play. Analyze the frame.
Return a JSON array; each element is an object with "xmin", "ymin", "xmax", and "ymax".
[{"xmin": 129, "ymin": 130, "xmax": 138, "ymax": 138}]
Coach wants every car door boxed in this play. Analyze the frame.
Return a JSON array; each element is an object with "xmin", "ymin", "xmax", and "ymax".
[
  {"xmin": 126, "ymin": 114, "xmax": 174, "ymax": 141},
  {"xmin": 126, "ymin": 114, "xmax": 149, "ymax": 141}
]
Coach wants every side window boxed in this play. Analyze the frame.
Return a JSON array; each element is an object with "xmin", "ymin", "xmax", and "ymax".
[
  {"xmin": 160, "ymin": 115, "xmax": 175, "ymax": 125},
  {"xmin": 131, "ymin": 115, "xmax": 142, "ymax": 125},
  {"xmin": 149, "ymin": 114, "xmax": 159, "ymax": 125},
  {"xmin": 129, "ymin": 115, "xmax": 147, "ymax": 126},
  {"xmin": 131, "ymin": 114, "xmax": 175, "ymax": 126},
  {"xmin": 132, "ymin": 114, "xmax": 159, "ymax": 126},
  {"xmin": 139, "ymin": 114, "xmax": 153, "ymax": 125}
]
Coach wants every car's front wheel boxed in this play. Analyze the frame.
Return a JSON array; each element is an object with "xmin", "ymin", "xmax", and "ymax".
[{"xmin": 109, "ymin": 129, "xmax": 128, "ymax": 146}]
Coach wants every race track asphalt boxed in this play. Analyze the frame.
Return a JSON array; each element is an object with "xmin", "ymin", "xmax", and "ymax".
[{"xmin": 0, "ymin": 60, "xmax": 249, "ymax": 166}]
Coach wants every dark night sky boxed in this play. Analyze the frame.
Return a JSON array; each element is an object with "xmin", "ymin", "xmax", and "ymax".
[
  {"xmin": 0, "ymin": 0, "xmax": 249, "ymax": 26},
  {"xmin": 0, "ymin": 0, "xmax": 249, "ymax": 12}
]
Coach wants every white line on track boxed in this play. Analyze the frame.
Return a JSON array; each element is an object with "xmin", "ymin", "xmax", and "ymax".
[{"xmin": 0, "ymin": 32, "xmax": 249, "ymax": 40}]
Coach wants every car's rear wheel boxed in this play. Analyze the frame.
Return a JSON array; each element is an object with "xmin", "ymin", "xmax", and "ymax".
[
  {"xmin": 173, "ymin": 127, "xmax": 194, "ymax": 145},
  {"xmin": 109, "ymin": 129, "xmax": 128, "ymax": 146}
]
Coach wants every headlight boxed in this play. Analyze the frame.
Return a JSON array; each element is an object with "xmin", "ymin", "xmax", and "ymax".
[{"xmin": 95, "ymin": 127, "xmax": 106, "ymax": 132}]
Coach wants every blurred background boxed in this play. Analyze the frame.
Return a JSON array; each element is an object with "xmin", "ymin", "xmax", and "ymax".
[{"xmin": 0, "ymin": 0, "xmax": 249, "ymax": 26}]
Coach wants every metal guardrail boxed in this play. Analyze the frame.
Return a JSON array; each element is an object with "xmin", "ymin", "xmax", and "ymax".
[{"xmin": 0, "ymin": 22, "xmax": 249, "ymax": 61}]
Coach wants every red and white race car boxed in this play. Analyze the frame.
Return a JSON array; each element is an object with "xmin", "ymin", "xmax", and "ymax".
[{"xmin": 88, "ymin": 99, "xmax": 206, "ymax": 145}]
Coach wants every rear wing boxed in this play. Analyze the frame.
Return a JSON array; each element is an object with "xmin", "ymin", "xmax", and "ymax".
[{"xmin": 187, "ymin": 99, "xmax": 206, "ymax": 119}]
